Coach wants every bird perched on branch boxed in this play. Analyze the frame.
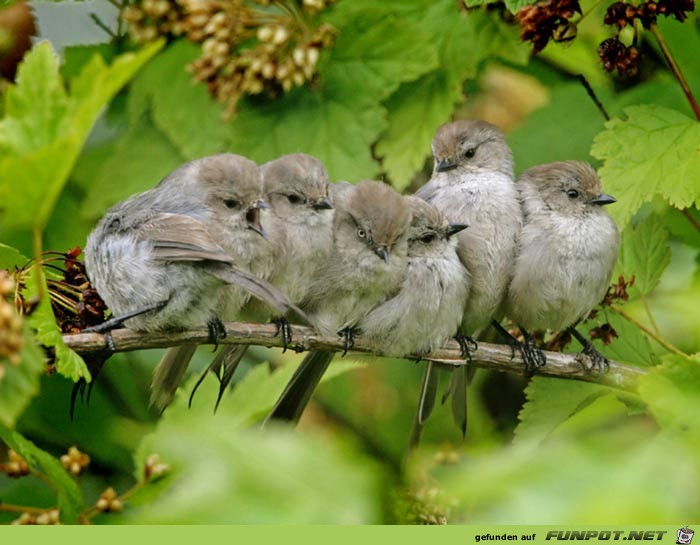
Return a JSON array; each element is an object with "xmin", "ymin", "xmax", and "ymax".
[
  {"xmin": 415, "ymin": 120, "xmax": 521, "ymax": 434},
  {"xmin": 266, "ymin": 180, "xmax": 413, "ymax": 424},
  {"xmin": 504, "ymin": 160, "xmax": 620, "ymax": 371},
  {"xmin": 355, "ymin": 196, "xmax": 469, "ymax": 445},
  {"xmin": 189, "ymin": 153, "xmax": 335, "ymax": 410},
  {"xmin": 83, "ymin": 154, "xmax": 306, "ymax": 411}
]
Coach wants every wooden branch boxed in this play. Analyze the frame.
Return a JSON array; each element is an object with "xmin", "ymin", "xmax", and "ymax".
[
  {"xmin": 62, "ymin": 322, "xmax": 647, "ymax": 391},
  {"xmin": 63, "ymin": 323, "xmax": 646, "ymax": 390}
]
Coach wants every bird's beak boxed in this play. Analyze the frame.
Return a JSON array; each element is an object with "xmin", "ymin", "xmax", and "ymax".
[
  {"xmin": 312, "ymin": 196, "xmax": 333, "ymax": 210},
  {"xmin": 436, "ymin": 158, "xmax": 458, "ymax": 173},
  {"xmin": 374, "ymin": 246, "xmax": 389, "ymax": 264},
  {"xmin": 588, "ymin": 193, "xmax": 617, "ymax": 206},
  {"xmin": 246, "ymin": 199, "xmax": 269, "ymax": 239},
  {"xmin": 446, "ymin": 223, "xmax": 468, "ymax": 238}
]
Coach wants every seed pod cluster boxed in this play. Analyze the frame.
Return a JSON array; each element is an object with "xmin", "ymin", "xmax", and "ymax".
[
  {"xmin": 60, "ymin": 445, "xmax": 91, "ymax": 476},
  {"xmin": 516, "ymin": 0, "xmax": 581, "ymax": 53},
  {"xmin": 96, "ymin": 487, "xmax": 124, "ymax": 513},
  {"xmin": 0, "ymin": 269, "xmax": 23, "ymax": 376},
  {"xmin": 11, "ymin": 509, "xmax": 60, "ymax": 525},
  {"xmin": 598, "ymin": 0, "xmax": 694, "ymax": 77},
  {"xmin": 122, "ymin": 0, "xmax": 336, "ymax": 115},
  {"xmin": 1, "ymin": 449, "xmax": 30, "ymax": 477}
]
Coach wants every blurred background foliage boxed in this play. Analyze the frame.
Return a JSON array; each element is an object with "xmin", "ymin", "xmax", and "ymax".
[{"xmin": 0, "ymin": 0, "xmax": 699, "ymax": 525}]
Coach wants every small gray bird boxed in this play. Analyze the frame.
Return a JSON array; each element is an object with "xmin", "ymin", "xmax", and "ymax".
[
  {"xmin": 415, "ymin": 120, "xmax": 521, "ymax": 432},
  {"xmin": 355, "ymin": 197, "xmax": 469, "ymax": 445},
  {"xmin": 84, "ymin": 154, "xmax": 305, "ymax": 410},
  {"xmin": 190, "ymin": 153, "xmax": 335, "ymax": 409},
  {"xmin": 504, "ymin": 160, "xmax": 620, "ymax": 370},
  {"xmin": 266, "ymin": 180, "xmax": 413, "ymax": 424}
]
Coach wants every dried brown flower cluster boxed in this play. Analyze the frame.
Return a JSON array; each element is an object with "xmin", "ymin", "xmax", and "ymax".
[
  {"xmin": 599, "ymin": 0, "xmax": 694, "ymax": 77},
  {"xmin": 122, "ymin": 0, "xmax": 336, "ymax": 115},
  {"xmin": 516, "ymin": 0, "xmax": 581, "ymax": 53},
  {"xmin": 0, "ymin": 269, "xmax": 23, "ymax": 378},
  {"xmin": 0, "ymin": 449, "xmax": 30, "ymax": 477}
]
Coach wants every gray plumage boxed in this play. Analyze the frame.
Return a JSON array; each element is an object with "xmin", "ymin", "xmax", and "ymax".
[
  {"xmin": 357, "ymin": 197, "xmax": 469, "ymax": 358},
  {"xmin": 193, "ymin": 154, "xmax": 335, "ymax": 409},
  {"xmin": 414, "ymin": 120, "xmax": 521, "ymax": 438},
  {"xmin": 416, "ymin": 120, "xmax": 521, "ymax": 335},
  {"xmin": 355, "ymin": 197, "xmax": 470, "ymax": 446},
  {"xmin": 506, "ymin": 161, "xmax": 620, "ymax": 332},
  {"xmin": 267, "ymin": 181, "xmax": 413, "ymax": 423},
  {"xmin": 84, "ymin": 154, "xmax": 305, "ymax": 411}
]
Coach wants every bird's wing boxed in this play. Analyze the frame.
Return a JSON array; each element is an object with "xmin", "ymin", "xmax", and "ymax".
[
  {"xmin": 208, "ymin": 263, "xmax": 310, "ymax": 324},
  {"xmin": 139, "ymin": 213, "xmax": 234, "ymax": 264}
]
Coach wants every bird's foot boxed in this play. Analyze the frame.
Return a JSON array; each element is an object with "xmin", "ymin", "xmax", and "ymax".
[
  {"xmin": 454, "ymin": 334, "xmax": 477, "ymax": 361},
  {"xmin": 338, "ymin": 328, "xmax": 355, "ymax": 357},
  {"xmin": 207, "ymin": 317, "xmax": 227, "ymax": 351},
  {"xmin": 582, "ymin": 344, "xmax": 609, "ymax": 374},
  {"xmin": 519, "ymin": 339, "xmax": 546, "ymax": 376},
  {"xmin": 272, "ymin": 317, "xmax": 293, "ymax": 353}
]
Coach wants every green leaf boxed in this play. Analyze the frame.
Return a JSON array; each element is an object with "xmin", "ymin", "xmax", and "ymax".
[
  {"xmin": 81, "ymin": 115, "xmax": 184, "ymax": 220},
  {"xmin": 515, "ymin": 377, "xmax": 609, "ymax": 444},
  {"xmin": 230, "ymin": 8, "xmax": 438, "ymax": 181},
  {"xmin": 0, "ymin": 40, "xmax": 162, "ymax": 232},
  {"xmin": 24, "ymin": 268, "xmax": 90, "ymax": 382},
  {"xmin": 0, "ymin": 423, "xmax": 85, "ymax": 523},
  {"xmin": 582, "ymin": 311, "xmax": 658, "ymax": 367},
  {"xmin": 376, "ymin": 4, "xmax": 529, "ymax": 188},
  {"xmin": 591, "ymin": 105, "xmax": 700, "ymax": 227},
  {"xmin": 638, "ymin": 354, "xmax": 700, "ymax": 433},
  {"xmin": 0, "ymin": 42, "xmax": 67, "ymax": 154},
  {"xmin": 128, "ymin": 40, "xmax": 232, "ymax": 159},
  {"xmin": 615, "ymin": 214, "xmax": 672, "ymax": 298},
  {"xmin": 0, "ymin": 242, "xmax": 27, "ymax": 269},
  {"xmin": 121, "ymin": 360, "xmax": 378, "ymax": 524},
  {"xmin": 0, "ymin": 325, "xmax": 45, "ymax": 428}
]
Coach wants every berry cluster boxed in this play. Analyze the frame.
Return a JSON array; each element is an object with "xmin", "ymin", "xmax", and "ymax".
[
  {"xmin": 516, "ymin": 0, "xmax": 581, "ymax": 53},
  {"xmin": 0, "ymin": 270, "xmax": 23, "ymax": 377},
  {"xmin": 122, "ymin": 0, "xmax": 336, "ymax": 116},
  {"xmin": 96, "ymin": 487, "xmax": 124, "ymax": 513},
  {"xmin": 598, "ymin": 0, "xmax": 694, "ymax": 77}
]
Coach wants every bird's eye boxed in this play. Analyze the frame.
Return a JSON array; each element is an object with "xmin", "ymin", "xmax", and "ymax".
[
  {"xmin": 357, "ymin": 228, "xmax": 366, "ymax": 239},
  {"xmin": 420, "ymin": 233, "xmax": 436, "ymax": 244},
  {"xmin": 287, "ymin": 194, "xmax": 305, "ymax": 205},
  {"xmin": 224, "ymin": 198, "xmax": 241, "ymax": 209},
  {"xmin": 566, "ymin": 189, "xmax": 579, "ymax": 199},
  {"xmin": 463, "ymin": 148, "xmax": 476, "ymax": 159}
]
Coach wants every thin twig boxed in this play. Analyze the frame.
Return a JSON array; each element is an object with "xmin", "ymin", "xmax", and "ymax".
[
  {"xmin": 577, "ymin": 74, "xmax": 610, "ymax": 121},
  {"xmin": 62, "ymin": 322, "xmax": 647, "ymax": 391},
  {"xmin": 0, "ymin": 503, "xmax": 48, "ymax": 515},
  {"xmin": 610, "ymin": 303, "xmax": 689, "ymax": 358},
  {"xmin": 650, "ymin": 24, "xmax": 700, "ymax": 121},
  {"xmin": 680, "ymin": 209, "xmax": 700, "ymax": 232},
  {"xmin": 89, "ymin": 13, "xmax": 117, "ymax": 39}
]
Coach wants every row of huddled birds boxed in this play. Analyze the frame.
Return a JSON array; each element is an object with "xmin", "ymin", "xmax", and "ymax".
[{"xmin": 8, "ymin": 119, "xmax": 626, "ymax": 443}]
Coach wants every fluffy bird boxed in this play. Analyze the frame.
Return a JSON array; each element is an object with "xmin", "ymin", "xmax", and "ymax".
[
  {"xmin": 84, "ymin": 154, "xmax": 305, "ymax": 410},
  {"xmin": 505, "ymin": 160, "xmax": 620, "ymax": 370},
  {"xmin": 266, "ymin": 180, "xmax": 413, "ymax": 424},
  {"xmin": 355, "ymin": 196, "xmax": 469, "ymax": 444},
  {"xmin": 415, "ymin": 120, "xmax": 521, "ymax": 432},
  {"xmin": 190, "ymin": 153, "xmax": 335, "ymax": 409}
]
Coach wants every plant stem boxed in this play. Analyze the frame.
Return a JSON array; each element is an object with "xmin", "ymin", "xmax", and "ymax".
[
  {"xmin": 641, "ymin": 296, "xmax": 661, "ymax": 336},
  {"xmin": 680, "ymin": 209, "xmax": 700, "ymax": 232},
  {"xmin": 610, "ymin": 303, "xmax": 689, "ymax": 358},
  {"xmin": 650, "ymin": 24, "xmax": 700, "ymax": 121},
  {"xmin": 577, "ymin": 74, "xmax": 611, "ymax": 121},
  {"xmin": 0, "ymin": 503, "xmax": 49, "ymax": 515},
  {"xmin": 32, "ymin": 229, "xmax": 44, "ymax": 301}
]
